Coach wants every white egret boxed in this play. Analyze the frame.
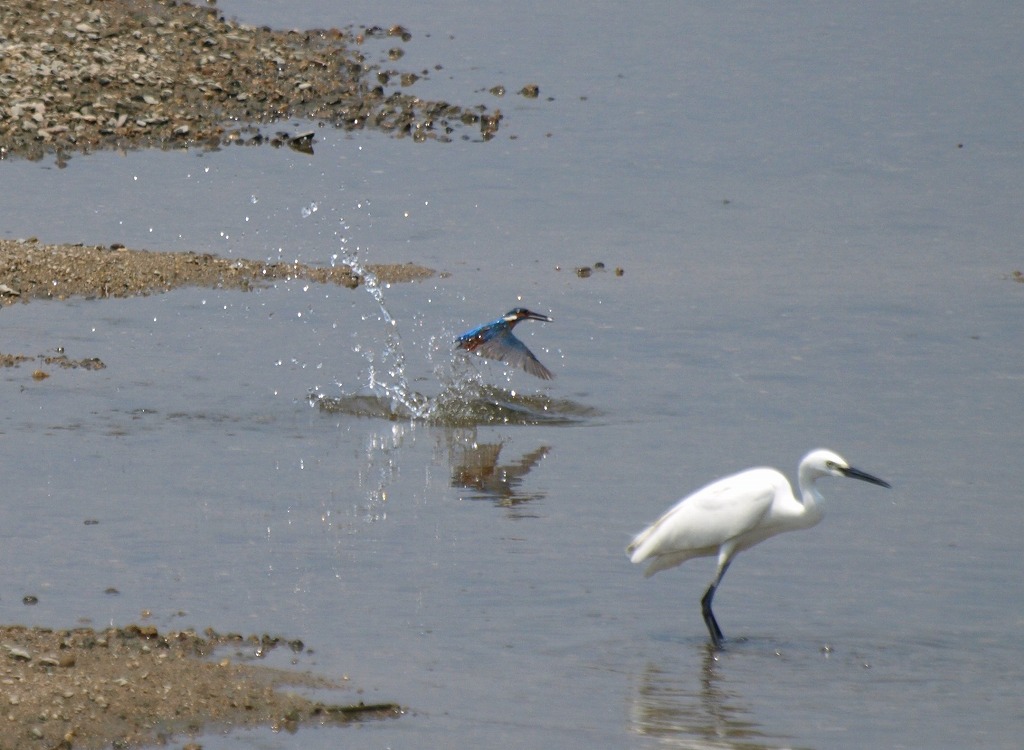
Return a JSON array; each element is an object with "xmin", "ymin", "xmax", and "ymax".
[{"xmin": 627, "ymin": 448, "xmax": 890, "ymax": 648}]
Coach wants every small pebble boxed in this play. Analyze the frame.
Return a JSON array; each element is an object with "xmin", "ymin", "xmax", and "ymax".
[{"xmin": 7, "ymin": 647, "xmax": 32, "ymax": 661}]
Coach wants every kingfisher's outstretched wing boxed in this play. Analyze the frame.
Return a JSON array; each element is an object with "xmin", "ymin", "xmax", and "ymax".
[{"xmin": 464, "ymin": 328, "xmax": 553, "ymax": 379}]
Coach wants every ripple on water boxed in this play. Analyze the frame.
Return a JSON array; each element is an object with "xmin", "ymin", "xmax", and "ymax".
[{"xmin": 312, "ymin": 384, "xmax": 600, "ymax": 427}]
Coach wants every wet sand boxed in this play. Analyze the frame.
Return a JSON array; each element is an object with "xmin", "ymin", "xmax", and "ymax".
[
  {"xmin": 0, "ymin": 238, "xmax": 435, "ymax": 379},
  {"xmin": 0, "ymin": 237, "xmax": 434, "ymax": 306},
  {"xmin": 0, "ymin": 624, "xmax": 400, "ymax": 749},
  {"xmin": 1, "ymin": 0, "xmax": 513, "ymax": 164}
]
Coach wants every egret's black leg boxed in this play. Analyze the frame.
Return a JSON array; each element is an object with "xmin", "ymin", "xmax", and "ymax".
[
  {"xmin": 701, "ymin": 560, "xmax": 731, "ymax": 649},
  {"xmin": 701, "ymin": 584, "xmax": 724, "ymax": 649}
]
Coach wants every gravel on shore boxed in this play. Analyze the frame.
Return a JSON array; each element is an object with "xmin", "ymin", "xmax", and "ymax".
[
  {"xmin": 0, "ymin": 237, "xmax": 434, "ymax": 307},
  {"xmin": 0, "ymin": 623, "xmax": 400, "ymax": 749},
  {"xmin": 1, "ymin": 0, "xmax": 514, "ymax": 163}
]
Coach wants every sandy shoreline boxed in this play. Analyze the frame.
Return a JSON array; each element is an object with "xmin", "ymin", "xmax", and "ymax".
[
  {"xmin": 0, "ymin": 238, "xmax": 434, "ymax": 375},
  {"xmin": 0, "ymin": 624, "xmax": 400, "ymax": 749},
  {"xmin": 0, "ymin": 0, "xmax": 518, "ymax": 164},
  {"xmin": 0, "ymin": 237, "xmax": 434, "ymax": 306}
]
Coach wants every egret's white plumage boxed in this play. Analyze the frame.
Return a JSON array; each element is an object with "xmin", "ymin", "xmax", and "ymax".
[{"xmin": 627, "ymin": 448, "xmax": 890, "ymax": 648}]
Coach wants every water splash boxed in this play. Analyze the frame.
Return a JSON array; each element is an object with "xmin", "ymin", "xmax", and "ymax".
[
  {"xmin": 312, "ymin": 245, "xmax": 597, "ymax": 426},
  {"xmin": 316, "ymin": 382, "xmax": 598, "ymax": 426},
  {"xmin": 331, "ymin": 246, "xmax": 432, "ymax": 418}
]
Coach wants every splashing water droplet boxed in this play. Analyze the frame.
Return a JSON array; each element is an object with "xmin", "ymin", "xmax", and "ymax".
[{"xmin": 311, "ymin": 239, "xmax": 595, "ymax": 426}]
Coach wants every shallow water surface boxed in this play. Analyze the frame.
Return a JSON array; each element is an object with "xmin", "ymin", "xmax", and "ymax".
[{"xmin": 2, "ymin": 2, "xmax": 1024, "ymax": 749}]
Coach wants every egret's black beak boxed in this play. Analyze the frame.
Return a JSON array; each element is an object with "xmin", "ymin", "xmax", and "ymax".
[
  {"xmin": 840, "ymin": 465, "xmax": 891, "ymax": 489},
  {"xmin": 524, "ymin": 311, "xmax": 552, "ymax": 323}
]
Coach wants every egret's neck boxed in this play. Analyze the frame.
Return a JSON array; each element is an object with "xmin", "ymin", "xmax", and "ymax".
[{"xmin": 798, "ymin": 484, "xmax": 826, "ymax": 528}]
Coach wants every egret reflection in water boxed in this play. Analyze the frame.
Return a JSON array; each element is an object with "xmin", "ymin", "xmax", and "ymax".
[{"xmin": 630, "ymin": 651, "xmax": 792, "ymax": 749}]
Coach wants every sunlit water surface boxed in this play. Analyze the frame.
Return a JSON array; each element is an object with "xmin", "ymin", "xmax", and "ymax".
[{"xmin": 1, "ymin": 2, "xmax": 1023, "ymax": 749}]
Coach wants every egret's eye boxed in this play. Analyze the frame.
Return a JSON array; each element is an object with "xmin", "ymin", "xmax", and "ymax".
[{"xmin": 825, "ymin": 461, "xmax": 836, "ymax": 470}]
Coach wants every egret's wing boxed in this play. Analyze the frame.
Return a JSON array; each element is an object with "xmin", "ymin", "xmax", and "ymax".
[
  {"xmin": 474, "ymin": 330, "xmax": 554, "ymax": 380},
  {"xmin": 627, "ymin": 468, "xmax": 781, "ymax": 573}
]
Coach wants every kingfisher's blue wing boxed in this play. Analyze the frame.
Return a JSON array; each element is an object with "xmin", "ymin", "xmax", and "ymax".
[
  {"xmin": 456, "ymin": 322, "xmax": 497, "ymax": 352},
  {"xmin": 474, "ymin": 329, "xmax": 554, "ymax": 380},
  {"xmin": 456, "ymin": 318, "xmax": 502, "ymax": 346}
]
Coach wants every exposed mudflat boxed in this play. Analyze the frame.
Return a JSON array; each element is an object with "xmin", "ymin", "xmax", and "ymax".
[
  {"xmin": 0, "ymin": 0, "xmax": 519, "ymax": 164},
  {"xmin": 0, "ymin": 238, "xmax": 434, "ymax": 307},
  {"xmin": 0, "ymin": 624, "xmax": 400, "ymax": 749}
]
